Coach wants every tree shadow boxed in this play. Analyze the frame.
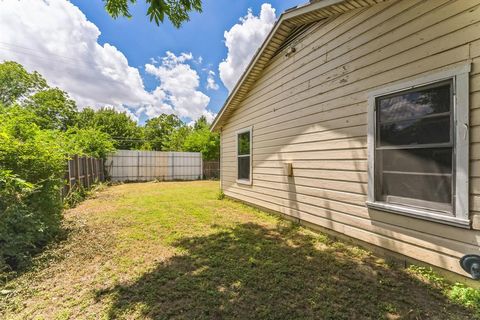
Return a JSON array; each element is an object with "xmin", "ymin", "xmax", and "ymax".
[{"xmin": 95, "ymin": 222, "xmax": 474, "ymax": 319}]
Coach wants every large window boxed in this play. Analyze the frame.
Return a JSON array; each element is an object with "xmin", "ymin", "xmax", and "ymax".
[
  {"xmin": 237, "ymin": 127, "xmax": 252, "ymax": 184},
  {"xmin": 367, "ymin": 64, "xmax": 470, "ymax": 227}
]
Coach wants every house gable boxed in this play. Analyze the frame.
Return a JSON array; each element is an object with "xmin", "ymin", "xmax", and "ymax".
[{"xmin": 211, "ymin": 0, "xmax": 388, "ymax": 132}]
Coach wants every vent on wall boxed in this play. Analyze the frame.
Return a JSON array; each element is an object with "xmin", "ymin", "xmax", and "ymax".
[{"xmin": 272, "ymin": 21, "xmax": 318, "ymax": 58}]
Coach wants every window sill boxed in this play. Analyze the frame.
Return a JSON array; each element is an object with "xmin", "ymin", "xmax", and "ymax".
[
  {"xmin": 236, "ymin": 179, "xmax": 252, "ymax": 186},
  {"xmin": 366, "ymin": 201, "xmax": 470, "ymax": 229}
]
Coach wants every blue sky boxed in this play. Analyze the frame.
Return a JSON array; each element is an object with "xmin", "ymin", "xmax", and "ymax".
[
  {"xmin": 71, "ymin": 0, "xmax": 299, "ymax": 118},
  {"xmin": 0, "ymin": 0, "xmax": 300, "ymax": 123}
]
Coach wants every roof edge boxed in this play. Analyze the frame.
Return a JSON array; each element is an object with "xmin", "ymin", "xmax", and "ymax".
[
  {"xmin": 210, "ymin": 8, "xmax": 289, "ymax": 132},
  {"xmin": 211, "ymin": 0, "xmax": 379, "ymax": 132}
]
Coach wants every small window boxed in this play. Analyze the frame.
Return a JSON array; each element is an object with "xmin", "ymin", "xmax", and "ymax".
[
  {"xmin": 367, "ymin": 64, "xmax": 470, "ymax": 227},
  {"xmin": 237, "ymin": 128, "xmax": 252, "ymax": 184}
]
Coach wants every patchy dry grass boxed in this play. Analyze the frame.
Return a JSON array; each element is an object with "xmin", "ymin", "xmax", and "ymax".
[{"xmin": 0, "ymin": 181, "xmax": 478, "ymax": 319}]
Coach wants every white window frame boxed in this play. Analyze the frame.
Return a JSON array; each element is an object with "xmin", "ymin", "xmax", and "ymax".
[
  {"xmin": 366, "ymin": 62, "xmax": 471, "ymax": 228},
  {"xmin": 236, "ymin": 126, "xmax": 253, "ymax": 185}
]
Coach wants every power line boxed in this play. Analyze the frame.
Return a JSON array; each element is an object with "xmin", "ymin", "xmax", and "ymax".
[
  {"xmin": 0, "ymin": 42, "xmax": 100, "ymax": 71},
  {"xmin": 0, "ymin": 41, "xmax": 85, "ymax": 63}
]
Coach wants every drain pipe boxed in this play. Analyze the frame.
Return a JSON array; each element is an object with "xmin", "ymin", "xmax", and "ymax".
[{"xmin": 460, "ymin": 255, "xmax": 480, "ymax": 280}]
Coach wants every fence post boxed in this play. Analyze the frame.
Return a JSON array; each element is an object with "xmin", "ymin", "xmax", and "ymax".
[
  {"xmin": 90, "ymin": 157, "xmax": 95, "ymax": 183},
  {"xmin": 85, "ymin": 157, "xmax": 89, "ymax": 188},
  {"xmin": 100, "ymin": 159, "xmax": 104, "ymax": 181},
  {"xmin": 200, "ymin": 156, "xmax": 203, "ymax": 180},
  {"xmin": 137, "ymin": 151, "xmax": 140, "ymax": 181},
  {"xmin": 88, "ymin": 157, "xmax": 92, "ymax": 186},
  {"xmin": 67, "ymin": 159, "xmax": 72, "ymax": 192},
  {"xmin": 74, "ymin": 155, "xmax": 80, "ymax": 188},
  {"xmin": 91, "ymin": 158, "xmax": 95, "ymax": 182},
  {"xmin": 96, "ymin": 158, "xmax": 99, "ymax": 181},
  {"xmin": 171, "ymin": 152, "xmax": 175, "ymax": 180}
]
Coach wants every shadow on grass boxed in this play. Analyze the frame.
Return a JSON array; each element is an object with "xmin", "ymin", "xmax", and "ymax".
[{"xmin": 95, "ymin": 222, "xmax": 474, "ymax": 319}]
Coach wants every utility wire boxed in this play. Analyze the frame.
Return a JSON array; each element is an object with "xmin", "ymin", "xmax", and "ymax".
[
  {"xmin": 0, "ymin": 41, "xmax": 86, "ymax": 64},
  {"xmin": 0, "ymin": 42, "xmax": 101, "ymax": 71}
]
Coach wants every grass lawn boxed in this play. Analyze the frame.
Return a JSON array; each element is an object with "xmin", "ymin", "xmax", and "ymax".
[{"xmin": 1, "ymin": 181, "xmax": 479, "ymax": 319}]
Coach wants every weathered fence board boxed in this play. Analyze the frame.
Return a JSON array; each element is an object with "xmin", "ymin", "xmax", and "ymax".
[
  {"xmin": 203, "ymin": 160, "xmax": 220, "ymax": 180},
  {"xmin": 106, "ymin": 150, "xmax": 202, "ymax": 182},
  {"xmin": 64, "ymin": 155, "xmax": 105, "ymax": 196}
]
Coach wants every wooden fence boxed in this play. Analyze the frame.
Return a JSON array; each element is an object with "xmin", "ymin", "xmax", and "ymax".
[
  {"xmin": 203, "ymin": 160, "xmax": 220, "ymax": 180},
  {"xmin": 106, "ymin": 150, "xmax": 202, "ymax": 182},
  {"xmin": 62, "ymin": 153, "xmax": 218, "ymax": 196},
  {"xmin": 63, "ymin": 155, "xmax": 105, "ymax": 196}
]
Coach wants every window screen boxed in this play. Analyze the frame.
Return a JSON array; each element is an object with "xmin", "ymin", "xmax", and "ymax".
[
  {"xmin": 375, "ymin": 81, "xmax": 454, "ymax": 214},
  {"xmin": 237, "ymin": 130, "xmax": 251, "ymax": 181}
]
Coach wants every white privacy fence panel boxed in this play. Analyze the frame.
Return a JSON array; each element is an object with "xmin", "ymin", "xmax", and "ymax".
[{"xmin": 106, "ymin": 150, "xmax": 202, "ymax": 182}]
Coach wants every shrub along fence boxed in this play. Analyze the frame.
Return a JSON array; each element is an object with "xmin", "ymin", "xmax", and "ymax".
[{"xmin": 63, "ymin": 155, "xmax": 105, "ymax": 196}]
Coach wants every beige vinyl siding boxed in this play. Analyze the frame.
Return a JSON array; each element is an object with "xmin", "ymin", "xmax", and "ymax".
[{"xmin": 219, "ymin": 0, "xmax": 480, "ymax": 276}]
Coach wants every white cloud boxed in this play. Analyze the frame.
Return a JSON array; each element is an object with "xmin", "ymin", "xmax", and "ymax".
[
  {"xmin": 202, "ymin": 109, "xmax": 216, "ymax": 123},
  {"xmin": 104, "ymin": 104, "xmax": 140, "ymax": 122},
  {"xmin": 206, "ymin": 70, "xmax": 219, "ymax": 90},
  {"xmin": 145, "ymin": 51, "xmax": 211, "ymax": 120},
  {"xmin": 0, "ymin": 0, "xmax": 150, "ymax": 111},
  {"xmin": 0, "ymin": 0, "xmax": 214, "ymax": 122},
  {"xmin": 219, "ymin": 3, "xmax": 276, "ymax": 92}
]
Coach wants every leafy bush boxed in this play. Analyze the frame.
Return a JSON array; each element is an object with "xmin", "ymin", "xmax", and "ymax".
[
  {"xmin": 216, "ymin": 190, "xmax": 225, "ymax": 200},
  {"xmin": 0, "ymin": 63, "xmax": 118, "ymax": 272},
  {"xmin": 0, "ymin": 111, "xmax": 66, "ymax": 270},
  {"xmin": 0, "ymin": 170, "xmax": 36, "ymax": 270},
  {"xmin": 64, "ymin": 127, "xmax": 115, "ymax": 159},
  {"xmin": 448, "ymin": 283, "xmax": 480, "ymax": 312}
]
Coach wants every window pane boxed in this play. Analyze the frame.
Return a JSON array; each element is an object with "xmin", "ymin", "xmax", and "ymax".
[
  {"xmin": 374, "ymin": 81, "xmax": 455, "ymax": 212},
  {"xmin": 238, "ymin": 156, "xmax": 250, "ymax": 180},
  {"xmin": 380, "ymin": 172, "xmax": 452, "ymax": 204},
  {"xmin": 379, "ymin": 115, "xmax": 450, "ymax": 146},
  {"xmin": 378, "ymin": 148, "xmax": 452, "ymax": 174},
  {"xmin": 238, "ymin": 132, "xmax": 250, "ymax": 155},
  {"xmin": 378, "ymin": 82, "xmax": 451, "ymax": 123}
]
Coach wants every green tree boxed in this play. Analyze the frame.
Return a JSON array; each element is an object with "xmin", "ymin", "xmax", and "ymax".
[
  {"xmin": 26, "ymin": 88, "xmax": 78, "ymax": 131},
  {"xmin": 0, "ymin": 61, "xmax": 78, "ymax": 131},
  {"xmin": 163, "ymin": 125, "xmax": 191, "ymax": 151},
  {"xmin": 183, "ymin": 116, "xmax": 219, "ymax": 160},
  {"xmin": 77, "ymin": 107, "xmax": 142, "ymax": 150},
  {"xmin": 143, "ymin": 114, "xmax": 184, "ymax": 151},
  {"xmin": 104, "ymin": 0, "xmax": 202, "ymax": 27},
  {"xmin": 0, "ymin": 61, "xmax": 47, "ymax": 106},
  {"xmin": 64, "ymin": 127, "xmax": 116, "ymax": 159}
]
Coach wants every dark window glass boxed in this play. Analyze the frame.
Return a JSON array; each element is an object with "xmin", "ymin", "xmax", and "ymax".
[
  {"xmin": 381, "ymin": 173, "xmax": 451, "ymax": 204},
  {"xmin": 378, "ymin": 148, "xmax": 452, "ymax": 174},
  {"xmin": 378, "ymin": 83, "xmax": 451, "ymax": 123},
  {"xmin": 238, "ymin": 156, "xmax": 250, "ymax": 180},
  {"xmin": 374, "ymin": 81, "xmax": 454, "ymax": 213},
  {"xmin": 379, "ymin": 115, "xmax": 450, "ymax": 146},
  {"xmin": 238, "ymin": 132, "xmax": 250, "ymax": 155}
]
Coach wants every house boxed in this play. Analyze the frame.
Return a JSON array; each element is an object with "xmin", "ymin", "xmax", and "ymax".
[{"xmin": 211, "ymin": 0, "xmax": 480, "ymax": 278}]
